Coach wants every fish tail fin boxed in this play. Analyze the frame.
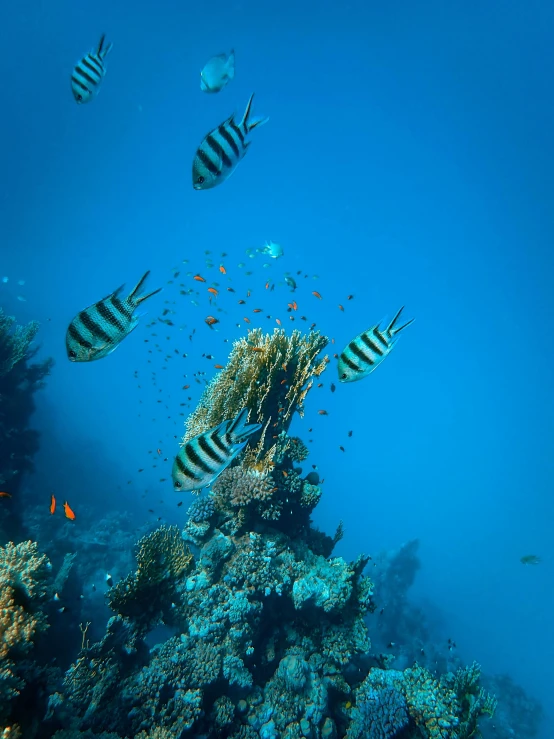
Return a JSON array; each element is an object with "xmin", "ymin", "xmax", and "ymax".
[
  {"xmin": 241, "ymin": 93, "xmax": 269, "ymax": 134},
  {"xmin": 97, "ymin": 34, "xmax": 113, "ymax": 59},
  {"xmin": 228, "ymin": 407, "xmax": 262, "ymax": 443},
  {"xmin": 128, "ymin": 271, "xmax": 162, "ymax": 305},
  {"xmin": 387, "ymin": 306, "xmax": 415, "ymax": 338},
  {"xmin": 227, "ymin": 49, "xmax": 235, "ymax": 80}
]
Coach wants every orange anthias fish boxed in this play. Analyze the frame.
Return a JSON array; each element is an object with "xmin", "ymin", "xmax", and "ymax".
[
  {"xmin": 205, "ymin": 316, "xmax": 219, "ymax": 327},
  {"xmin": 63, "ymin": 501, "xmax": 76, "ymax": 520},
  {"xmin": 0, "ymin": 491, "xmax": 12, "ymax": 498},
  {"xmin": 193, "ymin": 274, "xmax": 206, "ymax": 282},
  {"xmin": 50, "ymin": 494, "xmax": 56, "ymax": 514},
  {"xmin": 312, "ymin": 291, "xmax": 323, "ymax": 300},
  {"xmin": 207, "ymin": 287, "xmax": 219, "ymax": 297},
  {"xmin": 219, "ymin": 265, "xmax": 226, "ymax": 274}
]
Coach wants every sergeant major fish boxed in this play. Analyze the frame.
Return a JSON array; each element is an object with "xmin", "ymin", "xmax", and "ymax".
[
  {"xmin": 338, "ymin": 306, "xmax": 414, "ymax": 382},
  {"xmin": 71, "ymin": 34, "xmax": 113, "ymax": 104},
  {"xmin": 172, "ymin": 407, "xmax": 261, "ymax": 492},
  {"xmin": 66, "ymin": 271, "xmax": 161, "ymax": 362},
  {"xmin": 200, "ymin": 49, "xmax": 235, "ymax": 93},
  {"xmin": 192, "ymin": 93, "xmax": 268, "ymax": 190}
]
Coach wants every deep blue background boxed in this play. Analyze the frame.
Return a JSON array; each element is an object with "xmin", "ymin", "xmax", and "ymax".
[{"xmin": 1, "ymin": 0, "xmax": 552, "ymax": 731}]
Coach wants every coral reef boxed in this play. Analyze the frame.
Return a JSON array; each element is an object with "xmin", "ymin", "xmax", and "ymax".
[
  {"xmin": 0, "ymin": 540, "xmax": 53, "ymax": 735},
  {"xmin": 38, "ymin": 328, "xmax": 500, "ymax": 739},
  {"xmin": 0, "ymin": 308, "xmax": 53, "ymax": 542}
]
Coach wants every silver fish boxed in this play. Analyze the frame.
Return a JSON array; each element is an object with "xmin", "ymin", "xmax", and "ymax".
[
  {"xmin": 172, "ymin": 408, "xmax": 261, "ymax": 492},
  {"xmin": 66, "ymin": 271, "xmax": 161, "ymax": 362},
  {"xmin": 192, "ymin": 93, "xmax": 268, "ymax": 190},
  {"xmin": 200, "ymin": 49, "xmax": 235, "ymax": 93},
  {"xmin": 338, "ymin": 306, "xmax": 414, "ymax": 382},
  {"xmin": 258, "ymin": 240, "xmax": 283, "ymax": 259},
  {"xmin": 71, "ymin": 34, "xmax": 113, "ymax": 104}
]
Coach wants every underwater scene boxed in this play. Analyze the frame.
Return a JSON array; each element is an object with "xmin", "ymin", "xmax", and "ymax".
[{"xmin": 1, "ymin": 0, "xmax": 552, "ymax": 737}]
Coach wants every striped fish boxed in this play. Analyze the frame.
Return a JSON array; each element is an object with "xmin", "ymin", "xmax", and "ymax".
[
  {"xmin": 71, "ymin": 34, "xmax": 113, "ymax": 104},
  {"xmin": 66, "ymin": 271, "xmax": 161, "ymax": 362},
  {"xmin": 338, "ymin": 306, "xmax": 414, "ymax": 383},
  {"xmin": 172, "ymin": 408, "xmax": 261, "ymax": 492},
  {"xmin": 192, "ymin": 93, "xmax": 268, "ymax": 190}
]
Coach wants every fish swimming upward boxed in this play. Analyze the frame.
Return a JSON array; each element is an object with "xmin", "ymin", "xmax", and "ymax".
[
  {"xmin": 71, "ymin": 34, "xmax": 113, "ymax": 104},
  {"xmin": 172, "ymin": 408, "xmax": 261, "ymax": 492},
  {"xmin": 66, "ymin": 271, "xmax": 161, "ymax": 362},
  {"xmin": 192, "ymin": 93, "xmax": 268, "ymax": 190},
  {"xmin": 338, "ymin": 306, "xmax": 414, "ymax": 382}
]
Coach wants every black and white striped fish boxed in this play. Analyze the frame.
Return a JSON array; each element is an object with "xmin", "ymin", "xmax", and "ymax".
[
  {"xmin": 71, "ymin": 34, "xmax": 113, "ymax": 104},
  {"xmin": 192, "ymin": 93, "xmax": 268, "ymax": 190},
  {"xmin": 66, "ymin": 271, "xmax": 161, "ymax": 362},
  {"xmin": 338, "ymin": 306, "xmax": 414, "ymax": 383},
  {"xmin": 172, "ymin": 408, "xmax": 261, "ymax": 492}
]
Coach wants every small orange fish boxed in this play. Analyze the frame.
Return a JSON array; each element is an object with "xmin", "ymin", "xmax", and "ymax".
[
  {"xmin": 63, "ymin": 501, "xmax": 76, "ymax": 520},
  {"xmin": 244, "ymin": 317, "xmax": 251, "ymax": 324},
  {"xmin": 265, "ymin": 281, "xmax": 270, "ymax": 289},
  {"xmin": 287, "ymin": 301, "xmax": 297, "ymax": 311},
  {"xmin": 0, "ymin": 491, "xmax": 12, "ymax": 498},
  {"xmin": 282, "ymin": 363, "xmax": 287, "ymax": 371},
  {"xmin": 250, "ymin": 347, "xmax": 264, "ymax": 352},
  {"xmin": 318, "ymin": 410, "xmax": 329, "ymax": 415},
  {"xmin": 312, "ymin": 291, "xmax": 322, "ymax": 300},
  {"xmin": 282, "ymin": 470, "xmax": 288, "ymax": 477},
  {"xmin": 207, "ymin": 287, "xmax": 219, "ymax": 296},
  {"xmin": 157, "ymin": 449, "xmax": 162, "ymax": 455},
  {"xmin": 276, "ymin": 318, "xmax": 282, "ymax": 326},
  {"xmin": 214, "ymin": 364, "xmax": 224, "ymax": 369},
  {"xmin": 219, "ymin": 265, "xmax": 226, "ymax": 274},
  {"xmin": 253, "ymin": 308, "xmax": 262, "ymax": 313},
  {"xmin": 317, "ymin": 383, "xmax": 323, "ymax": 388},
  {"xmin": 205, "ymin": 316, "xmax": 219, "ymax": 327},
  {"xmin": 50, "ymin": 494, "xmax": 56, "ymax": 514},
  {"xmin": 193, "ymin": 275, "xmax": 206, "ymax": 282},
  {"xmin": 338, "ymin": 304, "xmax": 344, "ymax": 311}
]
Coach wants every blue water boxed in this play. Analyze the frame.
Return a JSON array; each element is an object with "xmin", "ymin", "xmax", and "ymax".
[{"xmin": 1, "ymin": 0, "xmax": 553, "ymax": 734}]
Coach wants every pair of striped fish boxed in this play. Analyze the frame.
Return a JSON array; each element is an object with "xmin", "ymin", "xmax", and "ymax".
[
  {"xmin": 192, "ymin": 93, "xmax": 268, "ymax": 190},
  {"xmin": 71, "ymin": 34, "xmax": 112, "ymax": 104},
  {"xmin": 338, "ymin": 306, "xmax": 414, "ymax": 382},
  {"xmin": 66, "ymin": 271, "xmax": 161, "ymax": 362},
  {"xmin": 172, "ymin": 408, "xmax": 261, "ymax": 493}
]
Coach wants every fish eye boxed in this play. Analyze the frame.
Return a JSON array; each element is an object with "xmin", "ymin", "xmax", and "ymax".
[
  {"xmin": 341, "ymin": 373, "xmax": 347, "ymax": 379},
  {"xmin": 196, "ymin": 176, "xmax": 204, "ymax": 184},
  {"xmin": 174, "ymin": 480, "xmax": 182, "ymax": 489},
  {"xmin": 69, "ymin": 349, "xmax": 77, "ymax": 359}
]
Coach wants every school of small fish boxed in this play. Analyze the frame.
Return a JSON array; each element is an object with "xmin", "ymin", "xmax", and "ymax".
[{"xmin": 4, "ymin": 34, "xmax": 419, "ymax": 548}]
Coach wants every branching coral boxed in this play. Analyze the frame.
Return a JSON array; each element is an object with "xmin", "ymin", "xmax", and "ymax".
[
  {"xmin": 184, "ymin": 328, "xmax": 328, "ymax": 446},
  {"xmin": 0, "ymin": 309, "xmax": 39, "ymax": 378},
  {"xmin": 106, "ymin": 526, "xmax": 193, "ymax": 629}
]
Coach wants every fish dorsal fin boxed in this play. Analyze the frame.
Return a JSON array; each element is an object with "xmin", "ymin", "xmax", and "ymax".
[
  {"xmin": 100, "ymin": 284, "xmax": 124, "ymax": 302},
  {"xmin": 127, "ymin": 271, "xmax": 162, "ymax": 306}
]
